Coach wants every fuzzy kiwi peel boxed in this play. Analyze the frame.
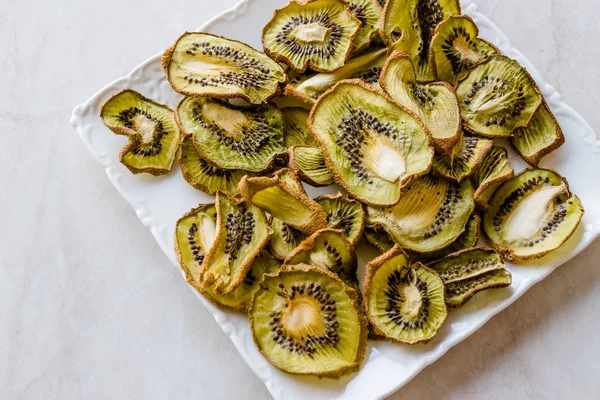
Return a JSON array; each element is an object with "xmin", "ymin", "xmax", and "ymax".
[
  {"xmin": 269, "ymin": 217, "xmax": 308, "ymax": 260},
  {"xmin": 309, "ymin": 79, "xmax": 434, "ymax": 207},
  {"xmin": 363, "ymin": 227, "xmax": 395, "ymax": 253},
  {"xmin": 364, "ymin": 245, "xmax": 448, "ymax": 344},
  {"xmin": 315, "ymin": 192, "xmax": 365, "ymax": 247},
  {"xmin": 262, "ymin": 0, "xmax": 362, "ymax": 73},
  {"xmin": 483, "ymin": 168, "xmax": 584, "ymax": 261},
  {"xmin": 431, "ymin": 134, "xmax": 493, "ymax": 182},
  {"xmin": 287, "ymin": 145, "xmax": 335, "ymax": 187},
  {"xmin": 238, "ymin": 174, "xmax": 328, "ymax": 234},
  {"xmin": 100, "ymin": 89, "xmax": 181, "ymax": 175},
  {"xmin": 473, "ymin": 146, "xmax": 514, "ymax": 210},
  {"xmin": 162, "ymin": 32, "xmax": 286, "ymax": 104},
  {"xmin": 428, "ymin": 246, "xmax": 511, "ymax": 308},
  {"xmin": 249, "ymin": 263, "xmax": 368, "ymax": 378},
  {"xmin": 346, "ymin": 0, "xmax": 383, "ymax": 53}
]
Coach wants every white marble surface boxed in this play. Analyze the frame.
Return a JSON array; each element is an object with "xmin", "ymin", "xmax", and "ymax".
[{"xmin": 1, "ymin": 0, "xmax": 600, "ymax": 399}]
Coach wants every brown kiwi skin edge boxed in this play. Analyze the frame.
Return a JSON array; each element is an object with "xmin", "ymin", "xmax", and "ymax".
[
  {"xmin": 432, "ymin": 136, "xmax": 494, "ymax": 182},
  {"xmin": 248, "ymin": 263, "xmax": 369, "ymax": 378},
  {"xmin": 472, "ymin": 146, "xmax": 514, "ymax": 211},
  {"xmin": 287, "ymin": 145, "xmax": 334, "ymax": 188},
  {"xmin": 314, "ymin": 192, "xmax": 366, "ymax": 248}
]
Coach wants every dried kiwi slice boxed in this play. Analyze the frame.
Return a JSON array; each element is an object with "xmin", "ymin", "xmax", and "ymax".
[
  {"xmin": 483, "ymin": 168, "xmax": 584, "ymax": 261},
  {"xmin": 269, "ymin": 218, "xmax": 308, "ymax": 260},
  {"xmin": 456, "ymin": 55, "xmax": 542, "ymax": 138},
  {"xmin": 511, "ymin": 101, "xmax": 565, "ymax": 166},
  {"xmin": 315, "ymin": 193, "xmax": 365, "ymax": 247},
  {"xmin": 473, "ymin": 146, "xmax": 514, "ymax": 210},
  {"xmin": 201, "ymin": 250, "xmax": 282, "ymax": 311},
  {"xmin": 176, "ymin": 97, "xmax": 285, "ymax": 172},
  {"xmin": 249, "ymin": 264, "xmax": 368, "ymax": 377},
  {"xmin": 162, "ymin": 32, "xmax": 286, "ymax": 104},
  {"xmin": 285, "ymin": 47, "xmax": 388, "ymax": 104},
  {"xmin": 309, "ymin": 80, "xmax": 434, "ymax": 206},
  {"xmin": 175, "ymin": 203, "xmax": 218, "ymax": 287},
  {"xmin": 381, "ymin": 0, "xmax": 461, "ymax": 82},
  {"xmin": 262, "ymin": 0, "xmax": 362, "ymax": 73},
  {"xmin": 272, "ymin": 167, "xmax": 307, "ymax": 193},
  {"xmin": 431, "ymin": 134, "xmax": 493, "ymax": 182},
  {"xmin": 284, "ymin": 229, "xmax": 358, "ymax": 285},
  {"xmin": 100, "ymin": 89, "xmax": 181, "ymax": 175},
  {"xmin": 429, "ymin": 247, "xmax": 511, "ymax": 307},
  {"xmin": 364, "ymin": 227, "xmax": 395, "ymax": 253},
  {"xmin": 380, "ymin": 51, "xmax": 461, "ymax": 154},
  {"xmin": 288, "ymin": 145, "xmax": 335, "ymax": 187},
  {"xmin": 201, "ymin": 193, "xmax": 271, "ymax": 294},
  {"xmin": 364, "ymin": 246, "xmax": 447, "ymax": 344},
  {"xmin": 346, "ymin": 0, "xmax": 383, "ymax": 52},
  {"xmin": 238, "ymin": 174, "xmax": 328, "ymax": 234},
  {"xmin": 272, "ymin": 95, "xmax": 313, "ymax": 110},
  {"xmin": 366, "ymin": 174, "xmax": 475, "ymax": 253},
  {"xmin": 430, "ymin": 15, "xmax": 499, "ymax": 86},
  {"xmin": 282, "ymin": 108, "xmax": 318, "ymax": 147},
  {"xmin": 178, "ymin": 136, "xmax": 253, "ymax": 196}
]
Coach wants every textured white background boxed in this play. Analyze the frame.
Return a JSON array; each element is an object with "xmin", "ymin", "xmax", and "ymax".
[{"xmin": 2, "ymin": 1, "xmax": 600, "ymax": 399}]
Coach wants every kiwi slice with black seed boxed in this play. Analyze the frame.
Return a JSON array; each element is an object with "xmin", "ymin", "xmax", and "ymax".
[
  {"xmin": 380, "ymin": 50, "xmax": 462, "ymax": 154},
  {"xmin": 456, "ymin": 55, "xmax": 542, "ymax": 138},
  {"xmin": 249, "ymin": 264, "xmax": 368, "ymax": 377},
  {"xmin": 309, "ymin": 80, "xmax": 434, "ymax": 206},
  {"xmin": 346, "ymin": 0, "xmax": 383, "ymax": 52},
  {"xmin": 511, "ymin": 101, "xmax": 565, "ymax": 166},
  {"xmin": 238, "ymin": 174, "xmax": 328, "ymax": 234},
  {"xmin": 262, "ymin": 0, "xmax": 362, "ymax": 73},
  {"xmin": 162, "ymin": 32, "xmax": 286, "ymax": 104},
  {"xmin": 201, "ymin": 250, "xmax": 282, "ymax": 311},
  {"xmin": 282, "ymin": 108, "xmax": 318, "ymax": 148},
  {"xmin": 315, "ymin": 193, "xmax": 365, "ymax": 247},
  {"xmin": 429, "ymin": 15, "xmax": 499, "ymax": 86},
  {"xmin": 201, "ymin": 193, "xmax": 271, "ymax": 294},
  {"xmin": 473, "ymin": 146, "xmax": 514, "ymax": 210},
  {"xmin": 364, "ymin": 246, "xmax": 447, "ymax": 344},
  {"xmin": 269, "ymin": 218, "xmax": 308, "ymax": 260},
  {"xmin": 288, "ymin": 145, "xmax": 335, "ymax": 187},
  {"xmin": 178, "ymin": 136, "xmax": 254, "ymax": 197},
  {"xmin": 381, "ymin": 0, "xmax": 461, "ymax": 82},
  {"xmin": 483, "ymin": 168, "xmax": 584, "ymax": 261},
  {"xmin": 100, "ymin": 89, "xmax": 181, "ymax": 175},
  {"xmin": 363, "ymin": 227, "xmax": 395, "ymax": 253},
  {"xmin": 284, "ymin": 229, "xmax": 358, "ymax": 286},
  {"xmin": 176, "ymin": 97, "xmax": 285, "ymax": 172},
  {"xmin": 431, "ymin": 134, "xmax": 493, "ymax": 182},
  {"xmin": 366, "ymin": 174, "xmax": 475, "ymax": 253},
  {"xmin": 285, "ymin": 47, "xmax": 388, "ymax": 104},
  {"xmin": 428, "ymin": 247, "xmax": 512, "ymax": 308},
  {"xmin": 175, "ymin": 203, "xmax": 218, "ymax": 287}
]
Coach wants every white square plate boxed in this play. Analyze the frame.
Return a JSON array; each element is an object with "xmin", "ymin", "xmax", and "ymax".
[{"xmin": 71, "ymin": 1, "xmax": 600, "ymax": 398}]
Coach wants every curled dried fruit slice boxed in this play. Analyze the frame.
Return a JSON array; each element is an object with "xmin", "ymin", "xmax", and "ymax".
[
  {"xmin": 431, "ymin": 134, "xmax": 493, "ymax": 182},
  {"xmin": 473, "ymin": 146, "xmax": 514, "ymax": 210},
  {"xmin": 100, "ymin": 89, "xmax": 181, "ymax": 175},
  {"xmin": 366, "ymin": 174, "xmax": 475, "ymax": 252},
  {"xmin": 428, "ymin": 247, "xmax": 511, "ymax": 308},
  {"xmin": 262, "ymin": 0, "xmax": 361, "ymax": 73},
  {"xmin": 249, "ymin": 264, "xmax": 368, "ymax": 377},
  {"xmin": 284, "ymin": 229, "xmax": 358, "ymax": 285},
  {"xmin": 178, "ymin": 136, "xmax": 253, "ymax": 196},
  {"xmin": 364, "ymin": 246, "xmax": 447, "ymax": 344},
  {"xmin": 429, "ymin": 15, "xmax": 499, "ymax": 86},
  {"xmin": 269, "ymin": 218, "xmax": 308, "ymax": 260},
  {"xmin": 309, "ymin": 80, "xmax": 434, "ymax": 206},
  {"xmin": 201, "ymin": 193, "xmax": 271, "ymax": 294},
  {"xmin": 288, "ymin": 145, "xmax": 335, "ymax": 187},
  {"xmin": 175, "ymin": 203, "xmax": 218, "ymax": 286},
  {"xmin": 272, "ymin": 95, "xmax": 313, "ymax": 110},
  {"xmin": 201, "ymin": 250, "xmax": 282, "ymax": 311},
  {"xmin": 272, "ymin": 167, "xmax": 307, "ymax": 193},
  {"xmin": 364, "ymin": 227, "xmax": 395, "ymax": 253},
  {"xmin": 456, "ymin": 55, "xmax": 542, "ymax": 138},
  {"xmin": 381, "ymin": 0, "xmax": 461, "ymax": 81},
  {"xmin": 346, "ymin": 0, "xmax": 383, "ymax": 52},
  {"xmin": 511, "ymin": 101, "xmax": 565, "ymax": 166},
  {"xmin": 483, "ymin": 168, "xmax": 584, "ymax": 261},
  {"xmin": 380, "ymin": 51, "xmax": 462, "ymax": 154},
  {"xmin": 315, "ymin": 193, "xmax": 365, "ymax": 247},
  {"xmin": 282, "ymin": 108, "xmax": 318, "ymax": 147},
  {"xmin": 176, "ymin": 97, "xmax": 285, "ymax": 172},
  {"xmin": 285, "ymin": 47, "xmax": 388, "ymax": 104},
  {"xmin": 238, "ymin": 174, "xmax": 328, "ymax": 234},
  {"xmin": 162, "ymin": 32, "xmax": 286, "ymax": 104}
]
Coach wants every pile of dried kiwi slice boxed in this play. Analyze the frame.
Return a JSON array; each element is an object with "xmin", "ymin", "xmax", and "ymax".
[{"xmin": 98, "ymin": 0, "xmax": 585, "ymax": 380}]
